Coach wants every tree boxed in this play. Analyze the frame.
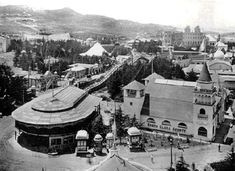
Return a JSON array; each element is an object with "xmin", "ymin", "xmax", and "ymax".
[
  {"xmin": 114, "ymin": 107, "xmax": 126, "ymax": 143},
  {"xmin": 106, "ymin": 72, "xmax": 122, "ymax": 99},
  {"xmin": 0, "ymin": 64, "xmax": 30, "ymax": 115},
  {"xmin": 210, "ymin": 150, "xmax": 235, "ymax": 171},
  {"xmin": 186, "ymin": 70, "xmax": 198, "ymax": 81},
  {"xmin": 88, "ymin": 114, "xmax": 109, "ymax": 145},
  {"xmin": 172, "ymin": 64, "xmax": 185, "ymax": 80}
]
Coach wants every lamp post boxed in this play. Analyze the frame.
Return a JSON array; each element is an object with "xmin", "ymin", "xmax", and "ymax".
[{"xmin": 168, "ymin": 135, "xmax": 174, "ymax": 170}]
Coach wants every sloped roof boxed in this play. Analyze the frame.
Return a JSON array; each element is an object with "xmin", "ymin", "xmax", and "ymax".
[
  {"xmin": 44, "ymin": 70, "xmax": 53, "ymax": 77},
  {"xmin": 105, "ymin": 133, "xmax": 114, "ymax": 139},
  {"xmin": 198, "ymin": 63, "xmax": 212, "ymax": 82},
  {"xmin": 86, "ymin": 154, "xmax": 151, "ymax": 171},
  {"xmin": 122, "ymin": 80, "xmax": 145, "ymax": 90},
  {"xmin": 12, "ymin": 86, "xmax": 102, "ymax": 125},
  {"xmin": 76, "ymin": 130, "xmax": 89, "ymax": 139},
  {"xmin": 215, "ymin": 41, "xmax": 227, "ymax": 47},
  {"xmin": 214, "ymin": 49, "xmax": 224, "ymax": 59},
  {"xmin": 145, "ymin": 79, "xmax": 195, "ymax": 122},
  {"xmin": 127, "ymin": 127, "xmax": 141, "ymax": 136},
  {"xmin": 80, "ymin": 42, "xmax": 108, "ymax": 57},
  {"xmin": 208, "ymin": 60, "xmax": 232, "ymax": 71},
  {"xmin": 143, "ymin": 72, "xmax": 164, "ymax": 81}
]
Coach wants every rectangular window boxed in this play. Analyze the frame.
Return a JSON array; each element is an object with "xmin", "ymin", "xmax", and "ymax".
[
  {"xmin": 51, "ymin": 138, "xmax": 61, "ymax": 145},
  {"xmin": 127, "ymin": 89, "xmax": 136, "ymax": 97}
]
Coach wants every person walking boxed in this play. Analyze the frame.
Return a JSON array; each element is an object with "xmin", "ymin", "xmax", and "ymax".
[
  {"xmin": 150, "ymin": 154, "xmax": 154, "ymax": 163},
  {"xmin": 218, "ymin": 144, "xmax": 221, "ymax": 152}
]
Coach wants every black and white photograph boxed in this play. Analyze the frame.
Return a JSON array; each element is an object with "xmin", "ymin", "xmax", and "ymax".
[{"xmin": 0, "ymin": 0, "xmax": 234, "ymax": 170}]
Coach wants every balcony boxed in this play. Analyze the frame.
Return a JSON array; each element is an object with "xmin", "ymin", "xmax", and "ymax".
[
  {"xmin": 198, "ymin": 114, "xmax": 208, "ymax": 120},
  {"xmin": 194, "ymin": 87, "xmax": 216, "ymax": 94}
]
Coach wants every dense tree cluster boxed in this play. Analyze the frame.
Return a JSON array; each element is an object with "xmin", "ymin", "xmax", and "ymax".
[
  {"xmin": 9, "ymin": 39, "xmax": 114, "ymax": 74},
  {"xmin": 107, "ymin": 57, "xmax": 186, "ymax": 99},
  {"xmin": 210, "ymin": 151, "xmax": 235, "ymax": 171},
  {"xmin": 137, "ymin": 57, "xmax": 185, "ymax": 81},
  {"xmin": 111, "ymin": 45, "xmax": 130, "ymax": 57},
  {"xmin": 106, "ymin": 61, "xmax": 143, "ymax": 99},
  {"xmin": 133, "ymin": 40, "xmax": 162, "ymax": 54},
  {"xmin": 0, "ymin": 65, "xmax": 32, "ymax": 115}
]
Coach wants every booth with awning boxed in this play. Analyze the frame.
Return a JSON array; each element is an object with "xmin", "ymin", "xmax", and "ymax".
[
  {"xmin": 127, "ymin": 127, "xmax": 143, "ymax": 151},
  {"xmin": 75, "ymin": 130, "xmax": 89, "ymax": 155}
]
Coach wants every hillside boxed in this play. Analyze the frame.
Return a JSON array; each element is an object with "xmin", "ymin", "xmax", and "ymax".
[{"xmin": 0, "ymin": 5, "xmax": 175, "ymax": 38}]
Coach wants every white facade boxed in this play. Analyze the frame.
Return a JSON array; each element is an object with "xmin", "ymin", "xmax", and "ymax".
[
  {"xmin": 123, "ymin": 64, "xmax": 225, "ymax": 141},
  {"xmin": 123, "ymin": 88, "xmax": 145, "ymax": 119}
]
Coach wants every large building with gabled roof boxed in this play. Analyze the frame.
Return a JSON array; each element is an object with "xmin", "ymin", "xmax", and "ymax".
[{"xmin": 123, "ymin": 63, "xmax": 225, "ymax": 141}]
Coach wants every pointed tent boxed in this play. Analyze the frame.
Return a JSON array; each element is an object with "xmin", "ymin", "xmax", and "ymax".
[
  {"xmin": 80, "ymin": 42, "xmax": 108, "ymax": 57},
  {"xmin": 198, "ymin": 63, "xmax": 212, "ymax": 82}
]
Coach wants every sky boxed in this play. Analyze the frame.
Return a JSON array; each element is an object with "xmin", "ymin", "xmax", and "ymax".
[{"xmin": 0, "ymin": 0, "xmax": 234, "ymax": 32}]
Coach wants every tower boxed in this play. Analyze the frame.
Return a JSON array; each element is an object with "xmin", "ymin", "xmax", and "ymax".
[
  {"xmin": 193, "ymin": 63, "xmax": 217, "ymax": 141},
  {"xmin": 122, "ymin": 80, "xmax": 145, "ymax": 120}
]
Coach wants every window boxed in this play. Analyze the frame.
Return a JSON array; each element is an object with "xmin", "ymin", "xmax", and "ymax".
[
  {"xmin": 162, "ymin": 120, "xmax": 171, "ymax": 126},
  {"xmin": 140, "ymin": 90, "xmax": 144, "ymax": 97},
  {"xmin": 77, "ymin": 140, "xmax": 87, "ymax": 146},
  {"xmin": 147, "ymin": 118, "xmax": 156, "ymax": 124},
  {"xmin": 198, "ymin": 127, "xmax": 207, "ymax": 137},
  {"xmin": 200, "ymin": 108, "xmax": 206, "ymax": 115},
  {"xmin": 127, "ymin": 89, "xmax": 136, "ymax": 97},
  {"xmin": 178, "ymin": 123, "xmax": 187, "ymax": 129},
  {"xmin": 63, "ymin": 136, "xmax": 73, "ymax": 144},
  {"xmin": 51, "ymin": 138, "xmax": 61, "ymax": 145}
]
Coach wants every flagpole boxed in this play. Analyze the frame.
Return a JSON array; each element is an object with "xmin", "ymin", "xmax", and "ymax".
[{"xmin": 113, "ymin": 100, "xmax": 117, "ymax": 150}]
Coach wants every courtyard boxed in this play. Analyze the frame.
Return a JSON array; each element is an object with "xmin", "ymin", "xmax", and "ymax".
[{"xmin": 0, "ymin": 115, "xmax": 233, "ymax": 171}]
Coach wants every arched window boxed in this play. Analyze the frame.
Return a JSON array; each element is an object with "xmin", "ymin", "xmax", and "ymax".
[
  {"xmin": 198, "ymin": 127, "xmax": 207, "ymax": 137},
  {"xmin": 162, "ymin": 120, "xmax": 171, "ymax": 126},
  {"xmin": 200, "ymin": 108, "xmax": 206, "ymax": 115},
  {"xmin": 178, "ymin": 123, "xmax": 187, "ymax": 129},
  {"xmin": 147, "ymin": 118, "xmax": 156, "ymax": 124}
]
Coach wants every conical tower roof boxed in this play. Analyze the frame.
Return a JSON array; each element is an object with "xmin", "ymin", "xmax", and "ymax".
[{"xmin": 198, "ymin": 63, "xmax": 211, "ymax": 82}]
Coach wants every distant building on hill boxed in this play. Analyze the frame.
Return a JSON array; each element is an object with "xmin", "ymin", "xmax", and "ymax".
[
  {"xmin": 183, "ymin": 26, "xmax": 205, "ymax": 48},
  {"xmin": 0, "ymin": 36, "xmax": 10, "ymax": 53},
  {"xmin": 162, "ymin": 26, "xmax": 204, "ymax": 48}
]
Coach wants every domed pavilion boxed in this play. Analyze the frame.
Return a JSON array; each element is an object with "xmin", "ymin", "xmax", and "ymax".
[{"xmin": 12, "ymin": 86, "xmax": 102, "ymax": 153}]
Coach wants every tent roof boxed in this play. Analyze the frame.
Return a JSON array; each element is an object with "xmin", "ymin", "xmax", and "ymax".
[{"xmin": 80, "ymin": 42, "xmax": 108, "ymax": 57}]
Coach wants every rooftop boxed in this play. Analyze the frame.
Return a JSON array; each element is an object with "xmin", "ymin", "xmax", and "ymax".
[
  {"xmin": 145, "ymin": 79, "xmax": 196, "ymax": 122},
  {"xmin": 143, "ymin": 72, "xmax": 164, "ymax": 81},
  {"xmin": 80, "ymin": 42, "xmax": 108, "ymax": 57},
  {"xmin": 122, "ymin": 80, "xmax": 145, "ymax": 90},
  {"xmin": 198, "ymin": 63, "xmax": 212, "ymax": 82},
  {"xmin": 86, "ymin": 154, "xmax": 151, "ymax": 171},
  {"xmin": 12, "ymin": 86, "xmax": 102, "ymax": 125}
]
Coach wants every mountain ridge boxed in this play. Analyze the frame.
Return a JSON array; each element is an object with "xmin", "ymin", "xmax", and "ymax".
[{"xmin": 0, "ymin": 5, "xmax": 175, "ymax": 38}]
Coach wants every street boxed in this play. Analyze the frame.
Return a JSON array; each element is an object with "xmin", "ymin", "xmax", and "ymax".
[{"xmin": 0, "ymin": 116, "xmax": 232, "ymax": 171}]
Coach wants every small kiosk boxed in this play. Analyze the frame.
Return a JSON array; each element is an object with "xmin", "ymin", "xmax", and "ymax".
[
  {"xmin": 105, "ymin": 132, "xmax": 114, "ymax": 149},
  {"xmin": 127, "ymin": 127, "xmax": 143, "ymax": 151},
  {"xmin": 94, "ymin": 134, "xmax": 103, "ymax": 154},
  {"xmin": 75, "ymin": 130, "xmax": 89, "ymax": 156}
]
